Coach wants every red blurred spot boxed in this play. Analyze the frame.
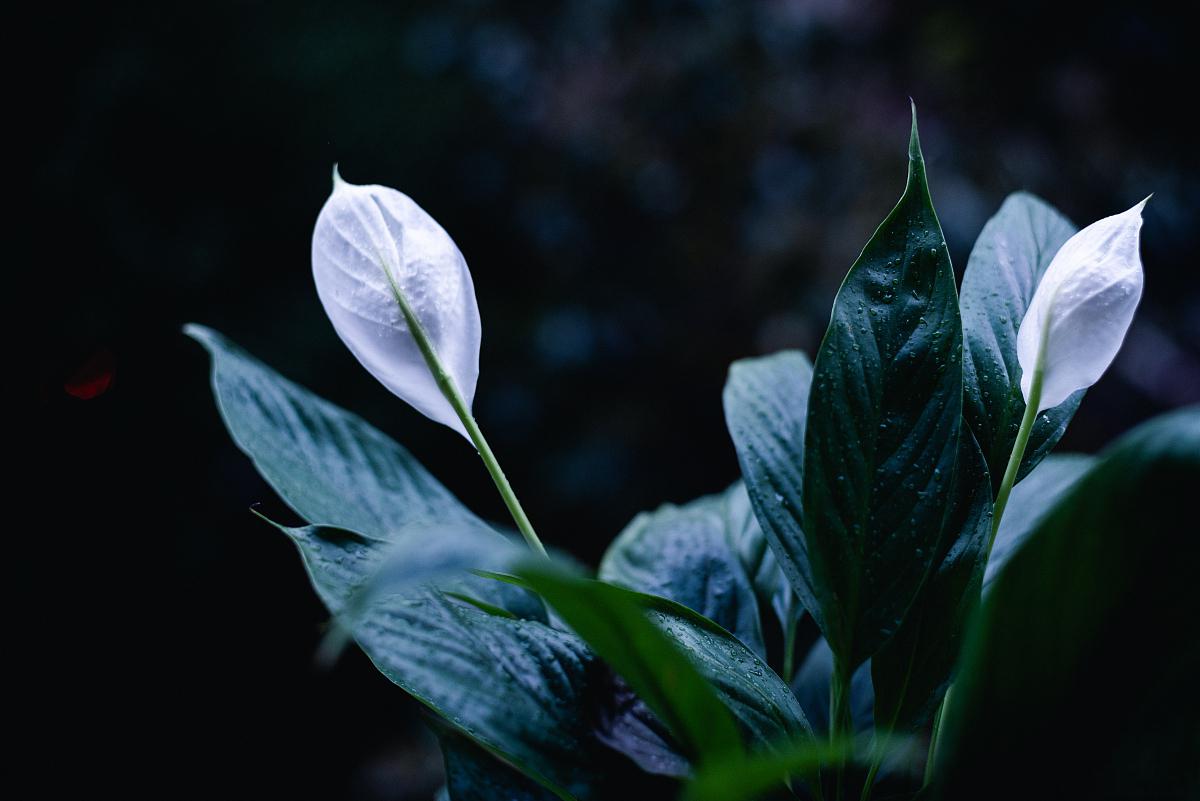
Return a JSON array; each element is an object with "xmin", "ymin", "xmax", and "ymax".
[{"xmin": 65, "ymin": 347, "xmax": 115, "ymax": 400}]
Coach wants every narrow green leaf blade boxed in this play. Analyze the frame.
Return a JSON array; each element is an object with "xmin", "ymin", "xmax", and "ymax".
[
  {"xmin": 600, "ymin": 484, "xmax": 767, "ymax": 658},
  {"xmin": 803, "ymin": 109, "xmax": 963, "ymax": 668},
  {"xmin": 872, "ymin": 427, "xmax": 992, "ymax": 732},
  {"xmin": 518, "ymin": 565, "xmax": 742, "ymax": 763},
  {"xmin": 186, "ymin": 324, "xmax": 479, "ymax": 535},
  {"xmin": 682, "ymin": 735, "xmax": 916, "ymax": 801},
  {"xmin": 931, "ymin": 407, "xmax": 1200, "ymax": 800},
  {"xmin": 959, "ymin": 193, "xmax": 1082, "ymax": 487}
]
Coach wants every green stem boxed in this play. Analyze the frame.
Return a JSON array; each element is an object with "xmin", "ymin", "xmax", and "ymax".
[
  {"xmin": 455, "ymin": 393, "xmax": 548, "ymax": 558},
  {"xmin": 830, "ymin": 658, "xmax": 853, "ymax": 801},
  {"xmin": 782, "ymin": 609, "xmax": 799, "ymax": 686},
  {"xmin": 382, "ymin": 263, "xmax": 548, "ymax": 558},
  {"xmin": 859, "ymin": 760, "xmax": 880, "ymax": 801},
  {"xmin": 989, "ymin": 359, "xmax": 1045, "ymax": 553},
  {"xmin": 923, "ymin": 685, "xmax": 950, "ymax": 784}
]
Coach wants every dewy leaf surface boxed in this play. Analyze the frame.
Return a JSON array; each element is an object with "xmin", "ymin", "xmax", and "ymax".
[
  {"xmin": 190, "ymin": 326, "xmax": 634, "ymax": 798},
  {"xmin": 723, "ymin": 351, "xmax": 816, "ymax": 645},
  {"xmin": 959, "ymin": 193, "xmax": 1081, "ymax": 487},
  {"xmin": 519, "ymin": 566, "xmax": 812, "ymax": 763},
  {"xmin": 931, "ymin": 407, "xmax": 1200, "ymax": 801},
  {"xmin": 802, "ymin": 109, "xmax": 963, "ymax": 669},
  {"xmin": 186, "ymin": 324, "xmax": 480, "ymax": 536},
  {"xmin": 279, "ymin": 520, "xmax": 622, "ymax": 800},
  {"xmin": 600, "ymin": 485, "xmax": 767, "ymax": 658},
  {"xmin": 440, "ymin": 731, "xmax": 562, "ymax": 801},
  {"xmin": 871, "ymin": 427, "xmax": 992, "ymax": 732},
  {"xmin": 517, "ymin": 566, "xmax": 742, "ymax": 765}
]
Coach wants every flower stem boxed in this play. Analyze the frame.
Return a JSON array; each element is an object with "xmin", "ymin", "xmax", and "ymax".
[
  {"xmin": 451, "ymin": 389, "xmax": 548, "ymax": 558},
  {"xmin": 990, "ymin": 359, "xmax": 1045, "ymax": 551},
  {"xmin": 384, "ymin": 269, "xmax": 548, "ymax": 558},
  {"xmin": 923, "ymin": 685, "xmax": 950, "ymax": 784},
  {"xmin": 782, "ymin": 608, "xmax": 799, "ymax": 686},
  {"xmin": 830, "ymin": 657, "xmax": 853, "ymax": 801}
]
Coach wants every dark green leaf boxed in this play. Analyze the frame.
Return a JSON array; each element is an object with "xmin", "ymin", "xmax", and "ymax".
[
  {"xmin": 984, "ymin": 453, "xmax": 1093, "ymax": 589},
  {"xmin": 186, "ymin": 324, "xmax": 479, "ymax": 535},
  {"xmin": 520, "ymin": 565, "xmax": 814, "ymax": 763},
  {"xmin": 261, "ymin": 517, "xmax": 544, "ymax": 624},
  {"xmin": 682, "ymin": 735, "xmax": 904, "ymax": 801},
  {"xmin": 599, "ymin": 484, "xmax": 766, "ymax": 658},
  {"xmin": 593, "ymin": 672, "xmax": 690, "ymax": 777},
  {"xmin": 802, "ymin": 108, "xmax": 962, "ymax": 668},
  {"xmin": 723, "ymin": 350, "xmax": 814, "ymax": 655},
  {"xmin": 872, "ymin": 427, "xmax": 991, "ymax": 733},
  {"xmin": 516, "ymin": 565, "xmax": 741, "ymax": 764},
  {"xmin": 277, "ymin": 519, "xmax": 630, "ymax": 800},
  {"xmin": 959, "ymin": 193, "xmax": 1081, "ymax": 488},
  {"xmin": 440, "ymin": 731, "xmax": 561, "ymax": 801},
  {"xmin": 791, "ymin": 638, "xmax": 874, "ymax": 734},
  {"xmin": 931, "ymin": 407, "xmax": 1200, "ymax": 800}
]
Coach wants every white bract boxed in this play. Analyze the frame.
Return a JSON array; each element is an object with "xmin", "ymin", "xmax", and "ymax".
[
  {"xmin": 312, "ymin": 170, "xmax": 481, "ymax": 438},
  {"xmin": 1017, "ymin": 198, "xmax": 1147, "ymax": 412}
]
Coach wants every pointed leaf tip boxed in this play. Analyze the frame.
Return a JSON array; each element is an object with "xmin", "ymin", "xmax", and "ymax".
[
  {"xmin": 182, "ymin": 322, "xmax": 215, "ymax": 348},
  {"xmin": 331, "ymin": 163, "xmax": 346, "ymax": 190},
  {"xmin": 908, "ymin": 101, "xmax": 923, "ymax": 163}
]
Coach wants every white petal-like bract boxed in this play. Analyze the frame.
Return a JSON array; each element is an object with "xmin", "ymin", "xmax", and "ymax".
[
  {"xmin": 312, "ymin": 171, "xmax": 481, "ymax": 438},
  {"xmin": 1016, "ymin": 199, "xmax": 1146, "ymax": 411}
]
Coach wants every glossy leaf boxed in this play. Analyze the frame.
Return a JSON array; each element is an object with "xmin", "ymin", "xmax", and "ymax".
[
  {"xmin": 519, "ymin": 565, "xmax": 813, "ymax": 763},
  {"xmin": 984, "ymin": 453, "xmax": 1093, "ymax": 589},
  {"xmin": 600, "ymin": 485, "xmax": 766, "ymax": 658},
  {"xmin": 440, "ymin": 732, "xmax": 561, "ymax": 801},
  {"xmin": 802, "ymin": 108, "xmax": 962, "ymax": 668},
  {"xmin": 516, "ymin": 565, "xmax": 741, "ymax": 764},
  {"xmin": 931, "ymin": 407, "xmax": 1200, "ymax": 800},
  {"xmin": 186, "ymin": 324, "xmax": 480, "ymax": 535},
  {"xmin": 871, "ymin": 427, "xmax": 991, "ymax": 733},
  {"xmin": 261, "ymin": 517, "xmax": 543, "ymax": 624},
  {"xmin": 959, "ymin": 193, "xmax": 1081, "ymax": 487},
  {"xmin": 593, "ymin": 672, "xmax": 690, "ymax": 778},
  {"xmin": 723, "ymin": 350, "xmax": 816, "ymax": 648},
  {"xmin": 276, "ymin": 518, "xmax": 626, "ymax": 800}
]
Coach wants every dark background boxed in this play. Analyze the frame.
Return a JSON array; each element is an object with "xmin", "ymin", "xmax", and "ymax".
[{"xmin": 32, "ymin": 1, "xmax": 1197, "ymax": 798}]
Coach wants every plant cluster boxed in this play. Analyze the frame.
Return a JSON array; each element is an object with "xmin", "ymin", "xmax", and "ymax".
[{"xmin": 190, "ymin": 108, "xmax": 1198, "ymax": 800}]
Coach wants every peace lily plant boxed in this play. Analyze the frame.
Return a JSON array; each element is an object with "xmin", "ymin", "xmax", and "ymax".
[{"xmin": 188, "ymin": 106, "xmax": 1198, "ymax": 801}]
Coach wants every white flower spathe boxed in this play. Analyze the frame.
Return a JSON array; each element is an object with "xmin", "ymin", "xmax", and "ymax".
[
  {"xmin": 312, "ymin": 170, "xmax": 481, "ymax": 438},
  {"xmin": 1016, "ymin": 198, "xmax": 1147, "ymax": 412}
]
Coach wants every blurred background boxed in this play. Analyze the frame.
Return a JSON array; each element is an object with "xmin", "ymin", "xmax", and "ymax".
[{"xmin": 32, "ymin": 1, "xmax": 1197, "ymax": 798}]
